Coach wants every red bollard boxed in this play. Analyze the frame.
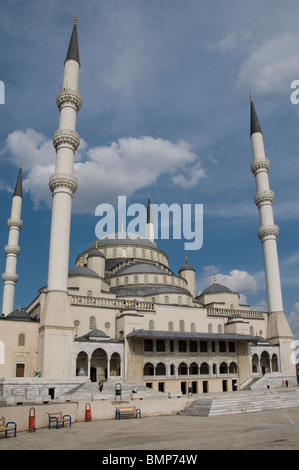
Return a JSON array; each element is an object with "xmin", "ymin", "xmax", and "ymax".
[
  {"xmin": 85, "ymin": 403, "xmax": 91, "ymax": 421},
  {"xmin": 28, "ymin": 407, "xmax": 36, "ymax": 432}
]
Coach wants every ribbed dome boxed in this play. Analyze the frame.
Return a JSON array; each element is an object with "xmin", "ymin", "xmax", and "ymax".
[
  {"xmin": 87, "ymin": 249, "xmax": 105, "ymax": 258},
  {"xmin": 68, "ymin": 266, "xmax": 100, "ymax": 278},
  {"xmin": 201, "ymin": 282, "xmax": 232, "ymax": 295},
  {"xmin": 118, "ymin": 262, "xmax": 169, "ymax": 275},
  {"xmin": 88, "ymin": 232, "xmax": 156, "ymax": 250}
]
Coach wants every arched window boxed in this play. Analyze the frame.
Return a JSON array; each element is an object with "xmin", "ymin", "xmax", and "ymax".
[
  {"xmin": 87, "ymin": 290, "xmax": 93, "ymax": 297},
  {"xmin": 219, "ymin": 362, "xmax": 228, "ymax": 374},
  {"xmin": 144, "ymin": 362, "xmax": 154, "ymax": 376},
  {"xmin": 190, "ymin": 362, "xmax": 199, "ymax": 374},
  {"xmin": 179, "ymin": 320, "xmax": 185, "ymax": 332},
  {"xmin": 252, "ymin": 354, "xmax": 259, "ymax": 373},
  {"xmin": 178, "ymin": 295, "xmax": 182, "ymax": 305},
  {"xmin": 200, "ymin": 362, "xmax": 209, "ymax": 375},
  {"xmin": 229, "ymin": 362, "xmax": 238, "ymax": 374},
  {"xmin": 89, "ymin": 316, "xmax": 96, "ymax": 329},
  {"xmin": 163, "ymin": 276, "xmax": 167, "ymax": 285},
  {"xmin": 156, "ymin": 362, "xmax": 166, "ymax": 375},
  {"xmin": 164, "ymin": 296, "xmax": 169, "ymax": 304},
  {"xmin": 178, "ymin": 362, "xmax": 188, "ymax": 375},
  {"xmin": 168, "ymin": 321, "xmax": 174, "ymax": 331},
  {"xmin": 208, "ymin": 323, "xmax": 213, "ymax": 333},
  {"xmin": 18, "ymin": 334, "xmax": 25, "ymax": 347},
  {"xmin": 125, "ymin": 276, "xmax": 128, "ymax": 285},
  {"xmin": 218, "ymin": 324, "xmax": 223, "ymax": 333},
  {"xmin": 149, "ymin": 320, "xmax": 154, "ymax": 330},
  {"xmin": 134, "ymin": 275, "xmax": 138, "ymax": 284},
  {"xmin": 250, "ymin": 326, "xmax": 254, "ymax": 336},
  {"xmin": 144, "ymin": 275, "xmax": 149, "ymax": 284},
  {"xmin": 191, "ymin": 323, "xmax": 196, "ymax": 332}
]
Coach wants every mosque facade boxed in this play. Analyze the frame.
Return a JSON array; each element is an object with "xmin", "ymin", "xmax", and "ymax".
[{"xmin": 0, "ymin": 20, "xmax": 296, "ymax": 399}]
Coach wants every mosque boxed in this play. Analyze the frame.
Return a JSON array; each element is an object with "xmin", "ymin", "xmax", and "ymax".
[{"xmin": 0, "ymin": 19, "xmax": 296, "ymax": 400}]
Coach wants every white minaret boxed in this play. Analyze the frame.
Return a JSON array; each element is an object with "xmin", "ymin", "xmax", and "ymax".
[
  {"xmin": 250, "ymin": 94, "xmax": 294, "ymax": 375},
  {"xmin": 39, "ymin": 18, "xmax": 82, "ymax": 377},
  {"xmin": 1, "ymin": 164, "xmax": 23, "ymax": 316},
  {"xmin": 146, "ymin": 193, "xmax": 155, "ymax": 243}
]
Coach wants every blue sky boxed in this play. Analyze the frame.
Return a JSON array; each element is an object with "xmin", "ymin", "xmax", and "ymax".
[{"xmin": 1, "ymin": 0, "xmax": 299, "ymax": 338}]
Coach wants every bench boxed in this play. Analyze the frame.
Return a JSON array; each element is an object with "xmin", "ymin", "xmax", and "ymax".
[
  {"xmin": 0, "ymin": 417, "xmax": 17, "ymax": 438},
  {"xmin": 47, "ymin": 412, "xmax": 71, "ymax": 429},
  {"xmin": 115, "ymin": 406, "xmax": 141, "ymax": 420}
]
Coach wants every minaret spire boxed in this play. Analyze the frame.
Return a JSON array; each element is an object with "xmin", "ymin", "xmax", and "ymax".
[
  {"xmin": 250, "ymin": 91, "xmax": 262, "ymax": 136},
  {"xmin": 2, "ymin": 164, "xmax": 23, "ymax": 316},
  {"xmin": 39, "ymin": 19, "xmax": 82, "ymax": 377},
  {"xmin": 65, "ymin": 16, "xmax": 80, "ymax": 66},
  {"xmin": 250, "ymin": 96, "xmax": 294, "ymax": 374}
]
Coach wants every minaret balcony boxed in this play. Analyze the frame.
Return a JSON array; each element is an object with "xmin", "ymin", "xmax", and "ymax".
[
  {"xmin": 56, "ymin": 89, "xmax": 82, "ymax": 113},
  {"xmin": 254, "ymin": 190, "xmax": 274, "ymax": 207},
  {"xmin": 52, "ymin": 129, "xmax": 80, "ymax": 152},
  {"xmin": 257, "ymin": 224, "xmax": 279, "ymax": 241},
  {"xmin": 4, "ymin": 245, "xmax": 21, "ymax": 256},
  {"xmin": 250, "ymin": 158, "xmax": 270, "ymax": 175}
]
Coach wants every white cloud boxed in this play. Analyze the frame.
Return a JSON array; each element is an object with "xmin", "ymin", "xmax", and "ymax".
[
  {"xmin": 3, "ymin": 130, "xmax": 203, "ymax": 214},
  {"xmin": 197, "ymin": 266, "xmax": 259, "ymax": 304},
  {"xmin": 237, "ymin": 32, "xmax": 299, "ymax": 94},
  {"xmin": 208, "ymin": 30, "xmax": 252, "ymax": 52},
  {"xmin": 172, "ymin": 162, "xmax": 206, "ymax": 189}
]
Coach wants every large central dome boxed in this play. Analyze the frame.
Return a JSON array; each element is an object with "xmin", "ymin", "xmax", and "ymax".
[{"xmin": 87, "ymin": 232, "xmax": 157, "ymax": 250}]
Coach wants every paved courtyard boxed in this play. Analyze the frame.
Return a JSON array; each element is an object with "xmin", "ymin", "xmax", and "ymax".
[{"xmin": 1, "ymin": 406, "xmax": 299, "ymax": 451}]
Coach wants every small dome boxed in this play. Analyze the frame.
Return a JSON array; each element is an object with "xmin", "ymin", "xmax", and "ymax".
[
  {"xmin": 87, "ymin": 249, "xmax": 105, "ymax": 259},
  {"xmin": 200, "ymin": 281, "xmax": 232, "ymax": 295},
  {"xmin": 68, "ymin": 266, "xmax": 100, "ymax": 278},
  {"xmin": 179, "ymin": 257, "xmax": 195, "ymax": 272}
]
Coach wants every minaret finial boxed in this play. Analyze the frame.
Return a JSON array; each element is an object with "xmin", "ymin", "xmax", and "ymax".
[
  {"xmin": 214, "ymin": 275, "xmax": 217, "ymax": 285},
  {"xmin": 20, "ymin": 161, "xmax": 22, "ymax": 169},
  {"xmin": 249, "ymin": 90, "xmax": 253, "ymax": 102},
  {"xmin": 74, "ymin": 16, "xmax": 77, "ymax": 25}
]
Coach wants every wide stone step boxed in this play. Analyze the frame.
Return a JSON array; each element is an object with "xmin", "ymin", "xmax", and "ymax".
[{"xmin": 182, "ymin": 390, "xmax": 299, "ymax": 416}]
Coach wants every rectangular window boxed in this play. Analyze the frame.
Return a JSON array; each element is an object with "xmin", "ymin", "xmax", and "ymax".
[
  {"xmin": 169, "ymin": 340, "xmax": 174, "ymax": 352},
  {"xmin": 179, "ymin": 340, "xmax": 187, "ymax": 352},
  {"xmin": 189, "ymin": 341, "xmax": 197, "ymax": 352},
  {"xmin": 144, "ymin": 339, "xmax": 153, "ymax": 352},
  {"xmin": 219, "ymin": 341, "xmax": 226, "ymax": 353},
  {"xmin": 200, "ymin": 341, "xmax": 208, "ymax": 353},
  {"xmin": 229, "ymin": 341, "xmax": 235, "ymax": 352},
  {"xmin": 156, "ymin": 340, "xmax": 165, "ymax": 352}
]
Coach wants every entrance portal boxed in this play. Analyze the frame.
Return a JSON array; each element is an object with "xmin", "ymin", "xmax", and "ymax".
[{"xmin": 90, "ymin": 348, "xmax": 107, "ymax": 382}]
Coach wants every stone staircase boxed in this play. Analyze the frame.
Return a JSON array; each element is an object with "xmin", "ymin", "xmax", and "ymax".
[
  {"xmin": 61, "ymin": 378, "xmax": 166, "ymax": 402},
  {"xmin": 182, "ymin": 388, "xmax": 299, "ymax": 417}
]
